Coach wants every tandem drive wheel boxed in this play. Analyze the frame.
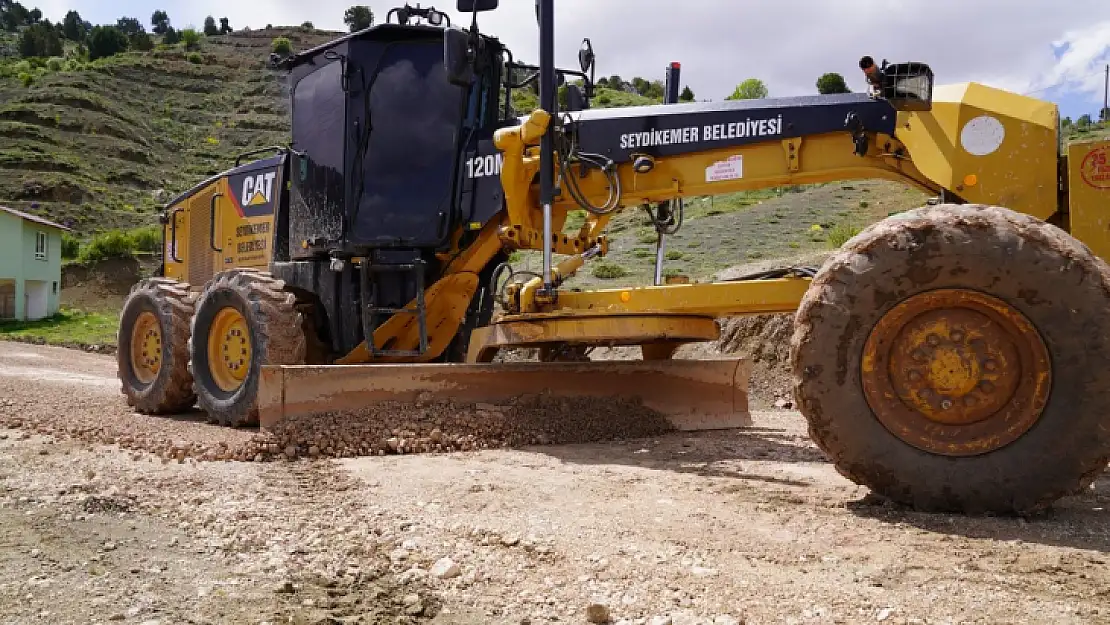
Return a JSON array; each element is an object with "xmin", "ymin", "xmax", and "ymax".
[
  {"xmin": 189, "ymin": 270, "xmax": 307, "ymax": 427},
  {"xmin": 117, "ymin": 278, "xmax": 197, "ymax": 413},
  {"xmin": 791, "ymin": 204, "xmax": 1110, "ymax": 514}
]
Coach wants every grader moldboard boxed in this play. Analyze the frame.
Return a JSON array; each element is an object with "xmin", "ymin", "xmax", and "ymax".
[{"xmin": 117, "ymin": 0, "xmax": 1110, "ymax": 514}]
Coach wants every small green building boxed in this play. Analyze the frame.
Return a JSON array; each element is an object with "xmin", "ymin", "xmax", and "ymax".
[{"xmin": 0, "ymin": 206, "xmax": 72, "ymax": 321}]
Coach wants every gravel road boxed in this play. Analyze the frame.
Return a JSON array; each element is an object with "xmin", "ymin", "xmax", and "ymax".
[{"xmin": 1, "ymin": 340, "xmax": 1108, "ymax": 624}]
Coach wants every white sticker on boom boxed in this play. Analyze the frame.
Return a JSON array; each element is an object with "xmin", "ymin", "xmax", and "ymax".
[
  {"xmin": 960, "ymin": 115, "xmax": 1005, "ymax": 156},
  {"xmin": 706, "ymin": 155, "xmax": 743, "ymax": 182}
]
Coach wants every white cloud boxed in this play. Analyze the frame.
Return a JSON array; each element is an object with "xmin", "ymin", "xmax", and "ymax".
[{"xmin": 1030, "ymin": 20, "xmax": 1110, "ymax": 100}]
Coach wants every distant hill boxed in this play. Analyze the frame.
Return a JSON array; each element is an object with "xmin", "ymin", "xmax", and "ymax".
[{"xmin": 0, "ymin": 26, "xmax": 339, "ymax": 234}]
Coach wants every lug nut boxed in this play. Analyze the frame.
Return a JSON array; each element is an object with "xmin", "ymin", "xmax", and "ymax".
[
  {"xmin": 941, "ymin": 399, "xmax": 953, "ymax": 410},
  {"xmin": 908, "ymin": 371, "xmax": 922, "ymax": 382},
  {"xmin": 964, "ymin": 396, "xmax": 977, "ymax": 407},
  {"xmin": 979, "ymin": 381, "xmax": 994, "ymax": 393},
  {"xmin": 950, "ymin": 330, "xmax": 965, "ymax": 342},
  {"xmin": 926, "ymin": 334, "xmax": 940, "ymax": 347},
  {"xmin": 984, "ymin": 360, "xmax": 997, "ymax": 371},
  {"xmin": 912, "ymin": 350, "xmax": 927, "ymax": 362}
]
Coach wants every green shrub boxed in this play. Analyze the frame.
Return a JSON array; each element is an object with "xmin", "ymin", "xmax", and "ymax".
[
  {"xmin": 128, "ymin": 225, "xmax": 161, "ymax": 253},
  {"xmin": 187, "ymin": 52, "xmax": 203, "ymax": 64},
  {"xmin": 858, "ymin": 200, "xmax": 869, "ymax": 209},
  {"xmin": 87, "ymin": 25, "xmax": 130, "ymax": 61},
  {"xmin": 665, "ymin": 250, "xmax": 684, "ymax": 261},
  {"xmin": 130, "ymin": 32, "xmax": 154, "ymax": 51},
  {"xmin": 18, "ymin": 72, "xmax": 33, "ymax": 87},
  {"xmin": 79, "ymin": 230, "xmax": 136, "ymax": 263},
  {"xmin": 46, "ymin": 56, "xmax": 63, "ymax": 71},
  {"xmin": 271, "ymin": 37, "xmax": 292, "ymax": 55},
  {"xmin": 181, "ymin": 28, "xmax": 201, "ymax": 50},
  {"xmin": 827, "ymin": 223, "xmax": 862, "ymax": 249},
  {"xmin": 61, "ymin": 234, "xmax": 81, "ymax": 260},
  {"xmin": 591, "ymin": 262, "xmax": 628, "ymax": 280}
]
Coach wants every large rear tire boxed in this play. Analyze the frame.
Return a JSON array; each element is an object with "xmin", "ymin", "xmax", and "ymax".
[
  {"xmin": 189, "ymin": 270, "xmax": 306, "ymax": 427},
  {"xmin": 117, "ymin": 278, "xmax": 197, "ymax": 414},
  {"xmin": 791, "ymin": 204, "xmax": 1110, "ymax": 514}
]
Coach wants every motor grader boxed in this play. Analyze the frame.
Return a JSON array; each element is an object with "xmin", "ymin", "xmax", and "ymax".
[{"xmin": 117, "ymin": 0, "xmax": 1110, "ymax": 514}]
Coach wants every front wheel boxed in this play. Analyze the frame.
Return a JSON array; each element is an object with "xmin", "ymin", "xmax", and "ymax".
[
  {"xmin": 791, "ymin": 204, "xmax": 1110, "ymax": 514},
  {"xmin": 189, "ymin": 270, "xmax": 307, "ymax": 427}
]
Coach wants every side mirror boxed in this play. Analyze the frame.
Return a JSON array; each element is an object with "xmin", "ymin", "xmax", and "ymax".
[
  {"xmin": 578, "ymin": 39, "xmax": 595, "ymax": 75},
  {"xmin": 443, "ymin": 28, "xmax": 474, "ymax": 87},
  {"xmin": 458, "ymin": 0, "xmax": 498, "ymax": 11}
]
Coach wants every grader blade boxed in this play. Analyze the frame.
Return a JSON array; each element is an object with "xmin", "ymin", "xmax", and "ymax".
[{"xmin": 257, "ymin": 359, "xmax": 753, "ymax": 432}]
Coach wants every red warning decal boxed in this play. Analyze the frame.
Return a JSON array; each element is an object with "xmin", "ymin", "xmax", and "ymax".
[{"xmin": 1081, "ymin": 146, "xmax": 1110, "ymax": 189}]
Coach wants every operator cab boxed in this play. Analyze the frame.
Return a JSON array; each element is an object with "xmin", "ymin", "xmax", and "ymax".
[
  {"xmin": 281, "ymin": 2, "xmax": 506, "ymax": 263},
  {"xmin": 279, "ymin": 0, "xmax": 599, "ymax": 265}
]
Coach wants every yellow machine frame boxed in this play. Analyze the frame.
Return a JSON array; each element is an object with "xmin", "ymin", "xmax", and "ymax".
[{"xmin": 317, "ymin": 81, "xmax": 1100, "ymax": 368}]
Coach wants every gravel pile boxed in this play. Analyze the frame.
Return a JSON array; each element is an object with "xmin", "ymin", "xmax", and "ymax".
[
  {"xmin": 0, "ymin": 393, "xmax": 675, "ymax": 464},
  {"xmin": 248, "ymin": 395, "xmax": 676, "ymax": 461}
]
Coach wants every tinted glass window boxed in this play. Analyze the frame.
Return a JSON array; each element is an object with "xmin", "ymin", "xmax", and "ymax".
[
  {"xmin": 351, "ymin": 40, "xmax": 463, "ymax": 246},
  {"xmin": 289, "ymin": 59, "xmax": 346, "ymax": 250}
]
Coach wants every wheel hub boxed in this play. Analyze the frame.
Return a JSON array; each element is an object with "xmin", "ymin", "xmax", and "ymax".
[
  {"xmin": 207, "ymin": 307, "xmax": 252, "ymax": 393},
  {"xmin": 862, "ymin": 289, "xmax": 1051, "ymax": 456},
  {"xmin": 129, "ymin": 311, "xmax": 162, "ymax": 384}
]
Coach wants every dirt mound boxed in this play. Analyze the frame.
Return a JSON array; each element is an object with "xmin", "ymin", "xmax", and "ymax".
[
  {"xmin": 710, "ymin": 314, "xmax": 796, "ymax": 408},
  {"xmin": 61, "ymin": 256, "xmax": 157, "ymax": 312}
]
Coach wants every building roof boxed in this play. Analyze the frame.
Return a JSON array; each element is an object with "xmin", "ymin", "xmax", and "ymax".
[{"xmin": 0, "ymin": 205, "xmax": 73, "ymax": 232}]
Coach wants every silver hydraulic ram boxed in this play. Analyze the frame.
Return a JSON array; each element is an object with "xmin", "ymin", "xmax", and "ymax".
[{"xmin": 538, "ymin": 0, "xmax": 556, "ymax": 294}]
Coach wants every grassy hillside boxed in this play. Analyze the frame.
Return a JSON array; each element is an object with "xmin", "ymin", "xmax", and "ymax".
[{"xmin": 0, "ymin": 26, "xmax": 338, "ymax": 235}]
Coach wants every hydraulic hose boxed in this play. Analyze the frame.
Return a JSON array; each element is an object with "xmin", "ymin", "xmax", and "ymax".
[{"xmin": 556, "ymin": 121, "xmax": 622, "ymax": 215}]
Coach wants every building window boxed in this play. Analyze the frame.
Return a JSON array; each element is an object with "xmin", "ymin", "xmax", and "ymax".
[{"xmin": 35, "ymin": 231, "xmax": 47, "ymax": 261}]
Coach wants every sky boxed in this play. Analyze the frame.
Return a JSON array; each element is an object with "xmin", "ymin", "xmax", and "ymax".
[{"xmin": 34, "ymin": 0, "xmax": 1110, "ymax": 121}]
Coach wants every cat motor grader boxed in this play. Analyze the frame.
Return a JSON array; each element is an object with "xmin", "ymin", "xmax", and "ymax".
[{"xmin": 118, "ymin": 0, "xmax": 1110, "ymax": 514}]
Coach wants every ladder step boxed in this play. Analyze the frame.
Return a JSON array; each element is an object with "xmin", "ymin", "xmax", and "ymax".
[{"xmin": 364, "ymin": 258, "xmax": 429, "ymax": 359}]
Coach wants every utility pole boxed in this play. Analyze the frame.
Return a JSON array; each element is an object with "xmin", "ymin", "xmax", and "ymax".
[{"xmin": 1104, "ymin": 63, "xmax": 1108, "ymax": 122}]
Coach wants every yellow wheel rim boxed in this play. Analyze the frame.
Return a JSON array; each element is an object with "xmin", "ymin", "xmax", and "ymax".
[
  {"xmin": 207, "ymin": 307, "xmax": 252, "ymax": 393},
  {"xmin": 129, "ymin": 311, "xmax": 162, "ymax": 384},
  {"xmin": 861, "ymin": 289, "xmax": 1051, "ymax": 457}
]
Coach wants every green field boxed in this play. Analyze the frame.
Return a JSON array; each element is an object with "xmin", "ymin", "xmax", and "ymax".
[{"xmin": 0, "ymin": 307, "xmax": 118, "ymax": 349}]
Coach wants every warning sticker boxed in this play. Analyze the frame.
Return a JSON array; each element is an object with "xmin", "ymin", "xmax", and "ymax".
[
  {"xmin": 706, "ymin": 155, "xmax": 743, "ymax": 182},
  {"xmin": 1081, "ymin": 146, "xmax": 1110, "ymax": 189}
]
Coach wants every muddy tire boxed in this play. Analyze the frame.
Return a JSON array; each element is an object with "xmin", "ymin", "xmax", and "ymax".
[
  {"xmin": 117, "ymin": 277, "xmax": 197, "ymax": 414},
  {"xmin": 189, "ymin": 270, "xmax": 306, "ymax": 427},
  {"xmin": 791, "ymin": 204, "xmax": 1110, "ymax": 514}
]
